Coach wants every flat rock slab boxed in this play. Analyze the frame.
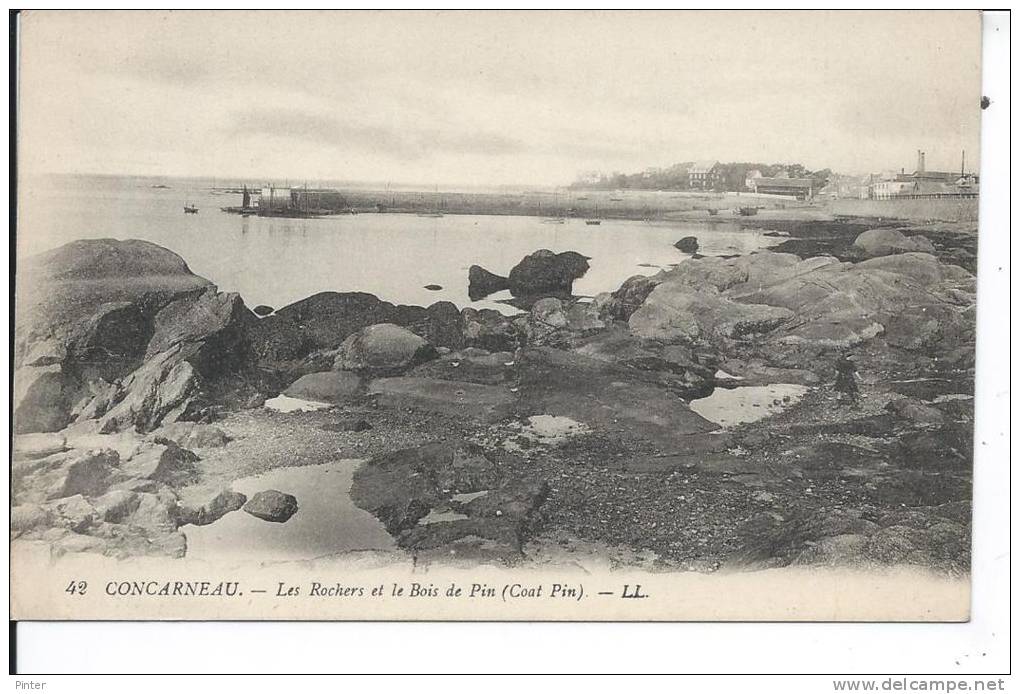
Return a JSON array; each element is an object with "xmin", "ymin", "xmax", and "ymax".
[
  {"xmin": 515, "ymin": 347, "xmax": 718, "ymax": 447},
  {"xmin": 13, "ymin": 433, "xmax": 68, "ymax": 460},
  {"xmin": 368, "ymin": 377, "xmax": 516, "ymax": 423},
  {"xmin": 284, "ymin": 371, "xmax": 362, "ymax": 404}
]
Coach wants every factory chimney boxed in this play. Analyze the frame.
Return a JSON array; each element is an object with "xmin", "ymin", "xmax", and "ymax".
[{"xmin": 916, "ymin": 149, "xmax": 926, "ymax": 174}]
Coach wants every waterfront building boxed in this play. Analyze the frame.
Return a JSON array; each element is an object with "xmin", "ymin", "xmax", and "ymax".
[{"xmin": 687, "ymin": 161, "xmax": 721, "ymax": 189}]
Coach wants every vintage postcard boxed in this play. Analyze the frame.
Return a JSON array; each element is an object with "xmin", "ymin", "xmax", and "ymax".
[{"xmin": 11, "ymin": 10, "xmax": 982, "ymax": 621}]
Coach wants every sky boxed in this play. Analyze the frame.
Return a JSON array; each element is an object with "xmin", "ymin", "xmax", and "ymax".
[{"xmin": 18, "ymin": 10, "xmax": 984, "ymax": 186}]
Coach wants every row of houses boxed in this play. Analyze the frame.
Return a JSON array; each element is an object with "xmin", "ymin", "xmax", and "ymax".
[
  {"xmin": 688, "ymin": 161, "xmax": 819, "ymax": 200},
  {"xmin": 687, "ymin": 150, "xmax": 979, "ymax": 201}
]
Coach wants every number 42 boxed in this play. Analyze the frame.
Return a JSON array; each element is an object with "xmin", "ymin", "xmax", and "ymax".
[{"xmin": 65, "ymin": 580, "xmax": 87, "ymax": 596}]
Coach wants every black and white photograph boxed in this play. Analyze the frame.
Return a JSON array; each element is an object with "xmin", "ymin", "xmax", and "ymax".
[{"xmin": 10, "ymin": 10, "xmax": 992, "ymax": 625}]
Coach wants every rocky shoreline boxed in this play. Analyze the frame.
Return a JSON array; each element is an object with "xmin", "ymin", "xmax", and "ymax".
[{"xmin": 12, "ymin": 220, "xmax": 976, "ymax": 573}]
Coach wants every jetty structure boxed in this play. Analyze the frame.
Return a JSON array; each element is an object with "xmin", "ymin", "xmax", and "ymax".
[{"xmin": 221, "ymin": 183, "xmax": 351, "ymax": 217}]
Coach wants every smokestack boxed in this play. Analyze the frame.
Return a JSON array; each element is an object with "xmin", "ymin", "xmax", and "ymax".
[{"xmin": 961, "ymin": 149, "xmax": 966, "ymax": 177}]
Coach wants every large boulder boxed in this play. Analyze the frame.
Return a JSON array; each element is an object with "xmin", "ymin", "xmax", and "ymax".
[
  {"xmin": 656, "ymin": 252, "xmax": 810, "ymax": 294},
  {"xmin": 506, "ymin": 249, "xmax": 590, "ymax": 299},
  {"xmin": 178, "ymin": 489, "xmax": 247, "ymax": 526},
  {"xmin": 145, "ymin": 288, "xmax": 256, "ymax": 376},
  {"xmin": 853, "ymin": 228, "xmax": 936, "ymax": 257},
  {"xmin": 468, "ymin": 265, "xmax": 510, "ymax": 301},
  {"xmin": 334, "ymin": 323, "xmax": 438, "ymax": 373},
  {"xmin": 461, "ymin": 308, "xmax": 519, "ymax": 352},
  {"xmin": 284, "ymin": 371, "xmax": 362, "ymax": 404},
  {"xmin": 57, "ymin": 449, "xmax": 120, "ymax": 499},
  {"xmin": 14, "ymin": 364, "xmax": 74, "ymax": 433},
  {"xmin": 417, "ymin": 301, "xmax": 466, "ymax": 350},
  {"xmin": 246, "ymin": 314, "xmax": 309, "ymax": 364},
  {"xmin": 527, "ymin": 297, "xmax": 568, "ymax": 342},
  {"xmin": 674, "ymin": 236, "xmax": 699, "ymax": 254},
  {"xmin": 705, "ymin": 250, "xmax": 976, "ymax": 355},
  {"xmin": 96, "ymin": 344, "xmax": 204, "ymax": 433},
  {"xmin": 243, "ymin": 490, "xmax": 298, "ymax": 523},
  {"xmin": 274, "ymin": 292, "xmax": 417, "ymax": 351},
  {"xmin": 15, "ymin": 239, "xmax": 211, "ymax": 371},
  {"xmin": 12, "ymin": 447, "xmax": 118, "ymax": 504},
  {"xmin": 563, "ymin": 301, "xmax": 606, "ymax": 334},
  {"xmin": 67, "ymin": 301, "xmax": 152, "ymax": 371},
  {"xmin": 629, "ymin": 286, "xmax": 793, "ymax": 342},
  {"xmin": 122, "ymin": 441, "xmax": 200, "ymax": 486},
  {"xmin": 611, "ymin": 275, "xmax": 664, "ymax": 321},
  {"xmin": 572, "ymin": 328, "xmax": 715, "ymax": 398},
  {"xmin": 856, "ymin": 252, "xmax": 970, "ymax": 286},
  {"xmin": 15, "ymin": 239, "xmax": 271, "ymax": 434},
  {"xmin": 11, "ymin": 504, "xmax": 52, "ymax": 533}
]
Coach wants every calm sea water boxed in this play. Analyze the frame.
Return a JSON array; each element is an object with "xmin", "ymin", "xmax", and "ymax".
[
  {"xmin": 19, "ymin": 175, "xmax": 779, "ymax": 312},
  {"xmin": 183, "ymin": 460, "xmax": 396, "ymax": 563}
]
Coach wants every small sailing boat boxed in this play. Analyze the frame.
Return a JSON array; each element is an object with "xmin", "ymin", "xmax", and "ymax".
[
  {"xmin": 183, "ymin": 202, "xmax": 198, "ymax": 214},
  {"xmin": 542, "ymin": 191, "xmax": 566, "ymax": 224},
  {"xmin": 585, "ymin": 202, "xmax": 602, "ymax": 225}
]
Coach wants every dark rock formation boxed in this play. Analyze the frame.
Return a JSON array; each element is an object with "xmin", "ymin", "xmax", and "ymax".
[
  {"xmin": 243, "ymin": 490, "xmax": 299, "ymax": 523},
  {"xmin": 351, "ymin": 442, "xmax": 497, "ymax": 530},
  {"xmin": 460, "ymin": 307, "xmax": 519, "ymax": 352},
  {"xmin": 610, "ymin": 274, "xmax": 662, "ymax": 321},
  {"xmin": 274, "ymin": 292, "xmax": 413, "ymax": 351},
  {"xmin": 13, "ymin": 239, "xmax": 261, "ymax": 434},
  {"xmin": 146, "ymin": 288, "xmax": 256, "ymax": 377},
  {"xmin": 418, "ymin": 301, "xmax": 465, "ymax": 350},
  {"xmin": 468, "ymin": 265, "xmax": 509, "ymax": 300},
  {"xmin": 246, "ymin": 314, "xmax": 310, "ymax": 364},
  {"xmin": 15, "ymin": 239, "xmax": 211, "ymax": 373},
  {"xmin": 507, "ymin": 249, "xmax": 590, "ymax": 299},
  {"xmin": 350, "ymin": 442, "xmax": 546, "ymax": 558},
  {"xmin": 674, "ymin": 236, "xmax": 699, "ymax": 254}
]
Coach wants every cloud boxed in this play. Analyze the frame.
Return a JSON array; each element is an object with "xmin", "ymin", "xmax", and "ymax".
[{"xmin": 223, "ymin": 107, "xmax": 528, "ymax": 160}]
